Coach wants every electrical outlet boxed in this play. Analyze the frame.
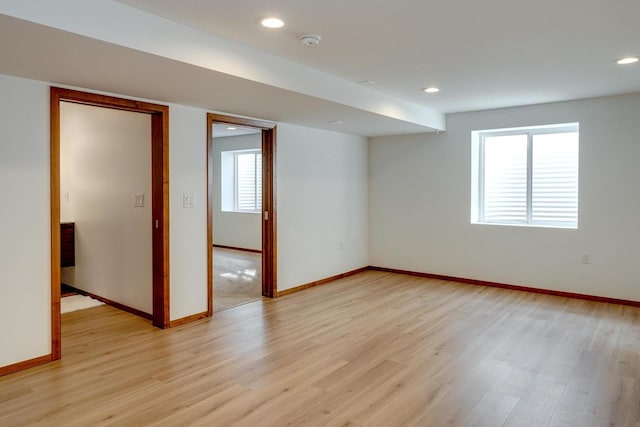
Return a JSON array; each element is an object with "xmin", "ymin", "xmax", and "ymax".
[{"xmin": 581, "ymin": 253, "xmax": 591, "ymax": 264}]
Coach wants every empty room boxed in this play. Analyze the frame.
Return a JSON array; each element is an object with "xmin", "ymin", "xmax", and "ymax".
[{"xmin": 0, "ymin": 1, "xmax": 639, "ymax": 426}]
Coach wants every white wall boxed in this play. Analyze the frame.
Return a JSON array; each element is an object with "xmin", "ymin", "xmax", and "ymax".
[
  {"xmin": 168, "ymin": 104, "xmax": 208, "ymax": 321},
  {"xmin": 211, "ymin": 133, "xmax": 262, "ymax": 251},
  {"xmin": 0, "ymin": 72, "xmax": 370, "ymax": 369},
  {"xmin": 277, "ymin": 124, "xmax": 369, "ymax": 291},
  {"xmin": 0, "ymin": 74, "xmax": 211, "ymax": 364},
  {"xmin": 0, "ymin": 75, "xmax": 51, "ymax": 367},
  {"xmin": 59, "ymin": 102, "xmax": 153, "ymax": 314},
  {"xmin": 369, "ymin": 93, "xmax": 640, "ymax": 301}
]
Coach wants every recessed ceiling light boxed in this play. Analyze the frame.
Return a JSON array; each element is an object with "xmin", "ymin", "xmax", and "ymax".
[
  {"xmin": 422, "ymin": 87, "xmax": 440, "ymax": 93},
  {"xmin": 226, "ymin": 127, "xmax": 237, "ymax": 131},
  {"xmin": 357, "ymin": 80, "xmax": 376, "ymax": 85},
  {"xmin": 261, "ymin": 17, "xmax": 284, "ymax": 28},
  {"xmin": 617, "ymin": 57, "xmax": 639, "ymax": 65},
  {"xmin": 328, "ymin": 120, "xmax": 344, "ymax": 125}
]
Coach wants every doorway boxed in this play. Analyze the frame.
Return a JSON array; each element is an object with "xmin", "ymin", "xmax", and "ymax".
[
  {"xmin": 207, "ymin": 113, "xmax": 277, "ymax": 314},
  {"xmin": 50, "ymin": 87, "xmax": 170, "ymax": 360}
]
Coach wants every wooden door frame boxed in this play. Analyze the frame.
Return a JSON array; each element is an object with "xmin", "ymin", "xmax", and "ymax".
[
  {"xmin": 207, "ymin": 113, "xmax": 277, "ymax": 315},
  {"xmin": 50, "ymin": 87, "xmax": 170, "ymax": 360}
]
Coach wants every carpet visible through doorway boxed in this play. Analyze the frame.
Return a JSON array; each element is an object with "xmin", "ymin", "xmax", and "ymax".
[{"xmin": 214, "ymin": 247, "xmax": 262, "ymax": 311}]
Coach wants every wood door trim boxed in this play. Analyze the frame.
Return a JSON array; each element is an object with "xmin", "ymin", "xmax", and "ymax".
[
  {"xmin": 51, "ymin": 88, "xmax": 170, "ymax": 115},
  {"xmin": 262, "ymin": 126, "xmax": 277, "ymax": 299},
  {"xmin": 207, "ymin": 114, "xmax": 275, "ymax": 130},
  {"xmin": 50, "ymin": 89, "xmax": 62, "ymax": 359},
  {"xmin": 150, "ymin": 112, "xmax": 170, "ymax": 328},
  {"xmin": 50, "ymin": 87, "xmax": 170, "ymax": 363},
  {"xmin": 207, "ymin": 113, "xmax": 277, "ymax": 316}
]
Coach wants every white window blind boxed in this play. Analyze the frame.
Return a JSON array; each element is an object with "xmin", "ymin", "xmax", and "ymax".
[
  {"xmin": 235, "ymin": 151, "xmax": 262, "ymax": 212},
  {"xmin": 483, "ymin": 134, "xmax": 528, "ymax": 223},
  {"xmin": 476, "ymin": 124, "xmax": 579, "ymax": 228},
  {"xmin": 531, "ymin": 132, "xmax": 579, "ymax": 225}
]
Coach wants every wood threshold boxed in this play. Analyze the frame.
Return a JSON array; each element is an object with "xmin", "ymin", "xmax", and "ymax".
[
  {"xmin": 368, "ymin": 266, "xmax": 640, "ymax": 308},
  {"xmin": 62, "ymin": 285, "xmax": 153, "ymax": 321},
  {"xmin": 277, "ymin": 267, "xmax": 369, "ymax": 297},
  {"xmin": 0, "ymin": 354, "xmax": 52, "ymax": 377},
  {"xmin": 169, "ymin": 311, "xmax": 210, "ymax": 328},
  {"xmin": 213, "ymin": 244, "xmax": 262, "ymax": 254}
]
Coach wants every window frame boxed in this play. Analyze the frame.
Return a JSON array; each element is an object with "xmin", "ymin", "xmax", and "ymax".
[
  {"xmin": 232, "ymin": 149, "xmax": 262, "ymax": 213},
  {"xmin": 476, "ymin": 123, "xmax": 579, "ymax": 228}
]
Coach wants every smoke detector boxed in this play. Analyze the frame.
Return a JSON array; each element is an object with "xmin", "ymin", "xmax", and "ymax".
[{"xmin": 300, "ymin": 34, "xmax": 322, "ymax": 47}]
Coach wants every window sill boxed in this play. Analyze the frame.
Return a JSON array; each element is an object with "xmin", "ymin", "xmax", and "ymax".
[
  {"xmin": 221, "ymin": 210, "xmax": 261, "ymax": 215},
  {"xmin": 471, "ymin": 221, "xmax": 578, "ymax": 230}
]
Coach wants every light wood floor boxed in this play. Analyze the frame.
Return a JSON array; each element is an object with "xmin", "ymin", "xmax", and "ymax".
[{"xmin": 1, "ymin": 271, "xmax": 640, "ymax": 426}]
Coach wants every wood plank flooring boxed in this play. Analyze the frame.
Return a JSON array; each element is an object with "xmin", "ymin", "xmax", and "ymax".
[{"xmin": 1, "ymin": 270, "xmax": 639, "ymax": 426}]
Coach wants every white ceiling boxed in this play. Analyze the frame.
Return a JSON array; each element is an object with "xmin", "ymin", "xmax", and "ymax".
[
  {"xmin": 1, "ymin": 0, "xmax": 639, "ymax": 137},
  {"xmin": 116, "ymin": 0, "xmax": 640, "ymax": 113}
]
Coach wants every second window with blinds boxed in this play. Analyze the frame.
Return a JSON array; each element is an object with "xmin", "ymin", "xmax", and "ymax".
[
  {"xmin": 221, "ymin": 149, "xmax": 262, "ymax": 213},
  {"xmin": 471, "ymin": 123, "xmax": 579, "ymax": 228}
]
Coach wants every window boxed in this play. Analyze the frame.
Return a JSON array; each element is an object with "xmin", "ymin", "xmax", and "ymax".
[
  {"xmin": 221, "ymin": 149, "xmax": 262, "ymax": 213},
  {"xmin": 472, "ymin": 123, "xmax": 579, "ymax": 228}
]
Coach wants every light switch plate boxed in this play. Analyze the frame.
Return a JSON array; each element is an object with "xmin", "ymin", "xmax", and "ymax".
[
  {"xmin": 134, "ymin": 194, "xmax": 145, "ymax": 207},
  {"xmin": 183, "ymin": 194, "xmax": 196, "ymax": 208}
]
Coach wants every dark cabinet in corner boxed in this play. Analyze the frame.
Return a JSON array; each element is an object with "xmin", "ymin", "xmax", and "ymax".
[{"xmin": 61, "ymin": 222, "xmax": 75, "ymax": 267}]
